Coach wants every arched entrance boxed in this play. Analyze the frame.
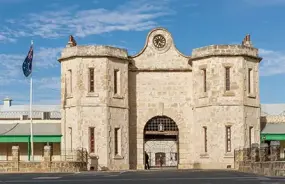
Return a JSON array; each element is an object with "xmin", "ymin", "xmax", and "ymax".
[{"xmin": 144, "ymin": 116, "xmax": 179, "ymax": 169}]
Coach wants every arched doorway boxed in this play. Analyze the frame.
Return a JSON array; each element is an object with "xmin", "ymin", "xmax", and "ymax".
[{"xmin": 144, "ymin": 116, "xmax": 179, "ymax": 169}]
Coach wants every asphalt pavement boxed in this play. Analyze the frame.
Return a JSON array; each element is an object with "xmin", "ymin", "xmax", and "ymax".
[{"xmin": 0, "ymin": 169, "xmax": 284, "ymax": 184}]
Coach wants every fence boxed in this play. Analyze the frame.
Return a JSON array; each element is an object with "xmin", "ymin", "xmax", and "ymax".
[
  {"xmin": 0, "ymin": 145, "xmax": 88, "ymax": 173},
  {"xmin": 234, "ymin": 142, "xmax": 285, "ymax": 176},
  {"xmin": 60, "ymin": 148, "xmax": 88, "ymax": 162}
]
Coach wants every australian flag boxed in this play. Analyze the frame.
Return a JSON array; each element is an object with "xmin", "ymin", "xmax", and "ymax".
[{"xmin": 22, "ymin": 45, "xmax": 33, "ymax": 77}]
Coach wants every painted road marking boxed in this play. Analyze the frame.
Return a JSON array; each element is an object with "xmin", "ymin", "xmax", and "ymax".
[{"xmin": 33, "ymin": 177, "xmax": 61, "ymax": 180}]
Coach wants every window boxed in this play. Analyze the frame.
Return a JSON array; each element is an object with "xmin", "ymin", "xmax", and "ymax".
[
  {"xmin": 114, "ymin": 70, "xmax": 120, "ymax": 95},
  {"xmin": 202, "ymin": 69, "xmax": 207, "ymax": 92},
  {"xmin": 22, "ymin": 115, "xmax": 28, "ymax": 120},
  {"xmin": 225, "ymin": 67, "xmax": 231, "ymax": 91},
  {"xmin": 248, "ymin": 68, "xmax": 253, "ymax": 94},
  {"xmin": 226, "ymin": 126, "xmax": 231, "ymax": 152},
  {"xmin": 43, "ymin": 112, "xmax": 50, "ymax": 120},
  {"xmin": 89, "ymin": 127, "xmax": 95, "ymax": 153},
  {"xmin": 89, "ymin": 68, "xmax": 94, "ymax": 93},
  {"xmin": 68, "ymin": 127, "xmax": 73, "ymax": 150},
  {"xmin": 203, "ymin": 126, "xmax": 207, "ymax": 153},
  {"xmin": 68, "ymin": 69, "xmax": 72, "ymax": 95},
  {"xmin": 114, "ymin": 128, "xmax": 121, "ymax": 155},
  {"xmin": 249, "ymin": 126, "xmax": 253, "ymax": 147}
]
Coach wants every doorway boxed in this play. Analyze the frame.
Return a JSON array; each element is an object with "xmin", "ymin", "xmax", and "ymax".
[{"xmin": 144, "ymin": 116, "xmax": 179, "ymax": 169}]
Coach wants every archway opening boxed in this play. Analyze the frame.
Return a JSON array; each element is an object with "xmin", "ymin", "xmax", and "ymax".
[{"xmin": 143, "ymin": 116, "xmax": 179, "ymax": 169}]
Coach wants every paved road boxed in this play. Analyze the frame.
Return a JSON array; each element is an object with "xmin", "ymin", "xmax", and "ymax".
[{"xmin": 0, "ymin": 169, "xmax": 284, "ymax": 183}]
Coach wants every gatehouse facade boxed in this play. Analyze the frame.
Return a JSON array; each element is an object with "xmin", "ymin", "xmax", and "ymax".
[{"xmin": 58, "ymin": 27, "xmax": 262, "ymax": 170}]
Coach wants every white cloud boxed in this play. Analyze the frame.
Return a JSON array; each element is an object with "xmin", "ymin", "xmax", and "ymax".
[
  {"xmin": 0, "ymin": 47, "xmax": 62, "ymax": 87},
  {"xmin": 259, "ymin": 49, "xmax": 285, "ymax": 76},
  {"xmin": 34, "ymin": 77, "xmax": 61, "ymax": 91},
  {"xmin": 1, "ymin": 0, "xmax": 174, "ymax": 41},
  {"xmin": 33, "ymin": 47, "xmax": 63, "ymax": 68},
  {"xmin": 0, "ymin": 34, "xmax": 16, "ymax": 43}
]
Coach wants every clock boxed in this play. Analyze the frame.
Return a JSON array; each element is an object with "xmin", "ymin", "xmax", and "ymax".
[{"xmin": 153, "ymin": 34, "xmax": 166, "ymax": 49}]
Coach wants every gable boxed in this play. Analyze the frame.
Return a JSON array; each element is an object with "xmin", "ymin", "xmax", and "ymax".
[{"xmin": 129, "ymin": 27, "xmax": 191, "ymax": 71}]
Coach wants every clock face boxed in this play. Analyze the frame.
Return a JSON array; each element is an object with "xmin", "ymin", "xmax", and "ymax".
[{"xmin": 153, "ymin": 34, "xmax": 166, "ymax": 49}]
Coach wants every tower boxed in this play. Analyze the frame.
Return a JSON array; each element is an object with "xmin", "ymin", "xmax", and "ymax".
[
  {"xmin": 58, "ymin": 36, "xmax": 130, "ymax": 170},
  {"xmin": 190, "ymin": 35, "xmax": 262, "ymax": 168}
]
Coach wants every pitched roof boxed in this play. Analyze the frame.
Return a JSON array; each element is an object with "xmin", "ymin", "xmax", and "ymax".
[
  {"xmin": 0, "ymin": 105, "xmax": 61, "ymax": 119},
  {"xmin": 261, "ymin": 104, "xmax": 285, "ymax": 116},
  {"xmin": 0, "ymin": 123, "xmax": 61, "ymax": 136},
  {"xmin": 261, "ymin": 123, "xmax": 285, "ymax": 134}
]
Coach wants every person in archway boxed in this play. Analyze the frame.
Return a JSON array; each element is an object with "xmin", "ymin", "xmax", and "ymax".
[
  {"xmin": 159, "ymin": 154, "xmax": 163, "ymax": 168},
  {"xmin": 145, "ymin": 151, "xmax": 150, "ymax": 169}
]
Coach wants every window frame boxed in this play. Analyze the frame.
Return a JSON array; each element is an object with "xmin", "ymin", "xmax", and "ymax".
[
  {"xmin": 203, "ymin": 126, "xmax": 208, "ymax": 153},
  {"xmin": 89, "ymin": 127, "xmax": 95, "ymax": 153},
  {"xmin": 89, "ymin": 68, "xmax": 95, "ymax": 93},
  {"xmin": 225, "ymin": 126, "xmax": 231, "ymax": 153},
  {"xmin": 225, "ymin": 67, "xmax": 231, "ymax": 91},
  {"xmin": 202, "ymin": 69, "xmax": 207, "ymax": 92}
]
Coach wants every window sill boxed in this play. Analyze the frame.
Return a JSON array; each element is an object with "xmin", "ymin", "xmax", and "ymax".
[
  {"xmin": 87, "ymin": 93, "xmax": 99, "ymax": 97},
  {"xmin": 113, "ymin": 155, "xmax": 124, "ymax": 160},
  {"xmin": 199, "ymin": 92, "xmax": 208, "ymax": 99},
  {"xmin": 66, "ymin": 95, "xmax": 73, "ymax": 99},
  {"xmin": 223, "ymin": 91, "xmax": 235, "ymax": 97},
  {"xmin": 89, "ymin": 153, "xmax": 99, "ymax": 159},
  {"xmin": 224, "ymin": 153, "xmax": 234, "ymax": 158},
  {"xmin": 247, "ymin": 93, "xmax": 256, "ymax": 99},
  {"xmin": 113, "ymin": 95, "xmax": 124, "ymax": 99},
  {"xmin": 200, "ymin": 153, "xmax": 209, "ymax": 158}
]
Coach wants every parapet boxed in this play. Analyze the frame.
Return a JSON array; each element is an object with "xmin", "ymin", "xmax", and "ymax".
[
  {"xmin": 58, "ymin": 45, "xmax": 129, "ymax": 62},
  {"xmin": 190, "ymin": 45, "xmax": 262, "ymax": 62},
  {"xmin": 58, "ymin": 35, "xmax": 129, "ymax": 62}
]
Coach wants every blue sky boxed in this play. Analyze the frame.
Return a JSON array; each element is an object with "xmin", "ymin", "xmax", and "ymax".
[{"xmin": 0, "ymin": 0, "xmax": 285, "ymax": 105}]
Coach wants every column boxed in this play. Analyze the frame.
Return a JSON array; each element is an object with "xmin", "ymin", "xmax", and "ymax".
[
  {"xmin": 270, "ymin": 141, "xmax": 280, "ymax": 161},
  {"xmin": 44, "ymin": 145, "xmax": 51, "ymax": 162},
  {"xmin": 251, "ymin": 143, "xmax": 259, "ymax": 162},
  {"xmin": 12, "ymin": 146, "xmax": 20, "ymax": 161},
  {"xmin": 259, "ymin": 143, "xmax": 269, "ymax": 162},
  {"xmin": 12, "ymin": 146, "xmax": 19, "ymax": 172}
]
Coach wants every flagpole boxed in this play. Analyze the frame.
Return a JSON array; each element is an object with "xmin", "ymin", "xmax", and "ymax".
[{"xmin": 29, "ymin": 40, "xmax": 34, "ymax": 161}]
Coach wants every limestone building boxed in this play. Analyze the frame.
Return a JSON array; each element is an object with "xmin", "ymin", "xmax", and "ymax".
[
  {"xmin": 0, "ymin": 97, "xmax": 61, "ymax": 161},
  {"xmin": 58, "ymin": 27, "xmax": 262, "ymax": 170}
]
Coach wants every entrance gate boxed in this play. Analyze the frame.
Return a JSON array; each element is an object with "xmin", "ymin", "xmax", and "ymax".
[{"xmin": 144, "ymin": 116, "xmax": 179, "ymax": 168}]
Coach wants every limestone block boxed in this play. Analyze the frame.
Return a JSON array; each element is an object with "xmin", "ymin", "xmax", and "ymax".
[
  {"xmin": 259, "ymin": 143, "xmax": 269, "ymax": 162},
  {"xmin": 251, "ymin": 143, "xmax": 259, "ymax": 162},
  {"xmin": 270, "ymin": 141, "xmax": 281, "ymax": 161},
  {"xmin": 44, "ymin": 145, "xmax": 51, "ymax": 162},
  {"xmin": 12, "ymin": 146, "xmax": 19, "ymax": 161}
]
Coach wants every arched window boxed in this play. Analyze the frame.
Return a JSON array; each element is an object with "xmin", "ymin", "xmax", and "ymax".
[{"xmin": 144, "ymin": 116, "xmax": 178, "ymax": 132}]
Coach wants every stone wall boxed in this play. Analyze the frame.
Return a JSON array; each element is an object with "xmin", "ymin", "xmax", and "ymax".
[
  {"xmin": 0, "ymin": 145, "xmax": 87, "ymax": 173},
  {"xmin": 129, "ymin": 28, "xmax": 192, "ymax": 170},
  {"xmin": 235, "ymin": 143, "xmax": 285, "ymax": 176},
  {"xmin": 0, "ymin": 161, "xmax": 87, "ymax": 173}
]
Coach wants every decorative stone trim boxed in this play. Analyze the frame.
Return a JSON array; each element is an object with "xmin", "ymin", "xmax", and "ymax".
[
  {"xmin": 190, "ymin": 45, "xmax": 262, "ymax": 61},
  {"xmin": 130, "ymin": 27, "xmax": 191, "ymax": 59},
  {"xmin": 129, "ymin": 68, "xmax": 192, "ymax": 72},
  {"xmin": 58, "ymin": 46, "xmax": 129, "ymax": 62},
  {"xmin": 223, "ymin": 91, "xmax": 235, "ymax": 97},
  {"xmin": 200, "ymin": 153, "xmax": 209, "ymax": 158}
]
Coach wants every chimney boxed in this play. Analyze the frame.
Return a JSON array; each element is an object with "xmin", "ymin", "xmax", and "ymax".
[
  {"xmin": 66, "ymin": 35, "xmax": 77, "ymax": 47},
  {"xmin": 241, "ymin": 34, "xmax": 253, "ymax": 47},
  {"xmin": 3, "ymin": 97, "xmax": 12, "ymax": 108}
]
